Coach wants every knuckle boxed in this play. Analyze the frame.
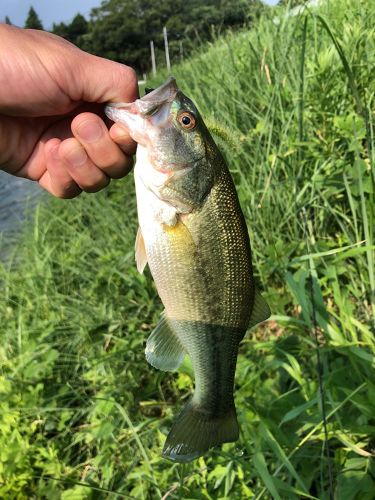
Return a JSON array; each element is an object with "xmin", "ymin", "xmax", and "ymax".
[
  {"xmin": 82, "ymin": 177, "xmax": 110, "ymax": 193},
  {"xmin": 55, "ymin": 182, "xmax": 81, "ymax": 199},
  {"xmin": 57, "ymin": 191, "xmax": 79, "ymax": 199},
  {"xmin": 121, "ymin": 65, "xmax": 137, "ymax": 86},
  {"xmin": 104, "ymin": 155, "xmax": 132, "ymax": 178},
  {"xmin": 91, "ymin": 147, "xmax": 125, "ymax": 171},
  {"xmin": 59, "ymin": 137, "xmax": 79, "ymax": 157},
  {"xmin": 113, "ymin": 65, "xmax": 138, "ymax": 100},
  {"xmin": 125, "ymin": 66, "xmax": 138, "ymax": 87}
]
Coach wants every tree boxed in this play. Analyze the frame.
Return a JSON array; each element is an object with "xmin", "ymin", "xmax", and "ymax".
[
  {"xmin": 52, "ymin": 14, "xmax": 88, "ymax": 46},
  {"xmin": 52, "ymin": 21, "xmax": 69, "ymax": 39},
  {"xmin": 77, "ymin": 0, "xmax": 266, "ymax": 73},
  {"xmin": 5, "ymin": 16, "xmax": 12, "ymax": 25},
  {"xmin": 67, "ymin": 13, "xmax": 88, "ymax": 45},
  {"xmin": 24, "ymin": 6, "xmax": 44, "ymax": 30},
  {"xmin": 83, "ymin": 0, "xmax": 158, "ymax": 72}
]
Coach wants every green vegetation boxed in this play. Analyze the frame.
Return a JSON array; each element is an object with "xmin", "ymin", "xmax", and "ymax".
[
  {"xmin": 1, "ymin": 0, "xmax": 374, "ymax": 497},
  {"xmin": 24, "ymin": 6, "xmax": 44, "ymax": 31},
  {"xmin": 51, "ymin": 0, "xmax": 265, "ymax": 73},
  {"xmin": 22, "ymin": 1, "xmax": 265, "ymax": 73},
  {"xmin": 52, "ymin": 13, "xmax": 88, "ymax": 48}
]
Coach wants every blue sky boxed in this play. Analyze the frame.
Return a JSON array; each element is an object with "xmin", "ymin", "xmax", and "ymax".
[
  {"xmin": 1, "ymin": 0, "xmax": 101, "ymax": 29},
  {"xmin": 1, "ymin": 0, "xmax": 279, "ymax": 30}
]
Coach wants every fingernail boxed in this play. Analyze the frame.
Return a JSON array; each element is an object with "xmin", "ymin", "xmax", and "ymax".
[
  {"xmin": 77, "ymin": 120, "xmax": 103, "ymax": 143},
  {"xmin": 66, "ymin": 147, "xmax": 87, "ymax": 167}
]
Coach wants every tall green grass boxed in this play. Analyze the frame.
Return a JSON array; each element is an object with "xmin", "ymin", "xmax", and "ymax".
[{"xmin": 1, "ymin": 0, "xmax": 374, "ymax": 498}]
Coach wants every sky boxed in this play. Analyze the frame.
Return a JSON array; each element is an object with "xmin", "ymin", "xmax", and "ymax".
[
  {"xmin": 1, "ymin": 0, "xmax": 101, "ymax": 29},
  {"xmin": 1, "ymin": 0, "xmax": 279, "ymax": 30}
]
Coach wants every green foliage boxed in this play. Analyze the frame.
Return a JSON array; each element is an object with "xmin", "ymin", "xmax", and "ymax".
[
  {"xmin": 278, "ymin": 0, "xmax": 305, "ymax": 7},
  {"xmin": 56, "ymin": 0, "xmax": 265, "ymax": 72},
  {"xmin": 52, "ymin": 14, "xmax": 88, "ymax": 46},
  {"xmin": 1, "ymin": 0, "xmax": 374, "ymax": 498},
  {"xmin": 24, "ymin": 6, "xmax": 44, "ymax": 30}
]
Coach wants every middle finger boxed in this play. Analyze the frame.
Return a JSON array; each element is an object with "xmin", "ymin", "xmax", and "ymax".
[
  {"xmin": 72, "ymin": 112, "xmax": 133, "ymax": 179},
  {"xmin": 59, "ymin": 137, "xmax": 110, "ymax": 193}
]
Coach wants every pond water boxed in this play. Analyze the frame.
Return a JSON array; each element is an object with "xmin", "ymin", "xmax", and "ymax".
[{"xmin": 0, "ymin": 170, "xmax": 42, "ymax": 259}]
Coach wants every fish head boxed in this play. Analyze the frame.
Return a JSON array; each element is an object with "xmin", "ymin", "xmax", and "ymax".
[{"xmin": 105, "ymin": 77, "xmax": 219, "ymax": 210}]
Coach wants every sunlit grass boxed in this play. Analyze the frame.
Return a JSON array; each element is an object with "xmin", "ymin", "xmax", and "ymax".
[{"xmin": 0, "ymin": 0, "xmax": 374, "ymax": 498}]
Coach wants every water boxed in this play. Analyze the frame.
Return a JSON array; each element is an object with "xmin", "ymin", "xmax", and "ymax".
[{"xmin": 0, "ymin": 170, "xmax": 43, "ymax": 258}]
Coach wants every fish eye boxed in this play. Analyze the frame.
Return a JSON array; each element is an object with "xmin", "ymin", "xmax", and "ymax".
[{"xmin": 178, "ymin": 111, "xmax": 196, "ymax": 130}]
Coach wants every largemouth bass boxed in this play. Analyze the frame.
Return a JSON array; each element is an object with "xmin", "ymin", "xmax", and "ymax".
[{"xmin": 105, "ymin": 78, "xmax": 270, "ymax": 463}]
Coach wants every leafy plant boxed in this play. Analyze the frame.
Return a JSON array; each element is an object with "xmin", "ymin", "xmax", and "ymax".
[{"xmin": 1, "ymin": 0, "xmax": 374, "ymax": 498}]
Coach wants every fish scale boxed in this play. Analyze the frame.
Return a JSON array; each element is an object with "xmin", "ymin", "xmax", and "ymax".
[{"xmin": 105, "ymin": 77, "xmax": 270, "ymax": 463}]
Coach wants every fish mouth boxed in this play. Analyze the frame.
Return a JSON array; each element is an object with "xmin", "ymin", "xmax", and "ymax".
[
  {"xmin": 105, "ymin": 77, "xmax": 178, "ymax": 119},
  {"xmin": 104, "ymin": 77, "xmax": 179, "ymax": 144},
  {"xmin": 137, "ymin": 77, "xmax": 178, "ymax": 115}
]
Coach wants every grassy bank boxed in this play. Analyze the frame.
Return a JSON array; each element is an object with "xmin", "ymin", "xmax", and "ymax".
[{"xmin": 1, "ymin": 0, "xmax": 374, "ymax": 498}]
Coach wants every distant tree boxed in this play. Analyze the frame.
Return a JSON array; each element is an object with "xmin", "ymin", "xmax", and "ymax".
[
  {"xmin": 5, "ymin": 15, "xmax": 12, "ymax": 25},
  {"xmin": 83, "ymin": 0, "xmax": 157, "ymax": 72},
  {"xmin": 52, "ymin": 14, "xmax": 88, "ymax": 46},
  {"xmin": 52, "ymin": 21, "xmax": 69, "ymax": 39},
  {"xmin": 24, "ymin": 6, "xmax": 44, "ymax": 30},
  {"xmin": 67, "ymin": 13, "xmax": 88, "ymax": 44},
  {"xmin": 79, "ymin": 0, "xmax": 266, "ymax": 72}
]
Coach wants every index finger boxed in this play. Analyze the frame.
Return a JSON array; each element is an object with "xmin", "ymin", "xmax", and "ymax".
[{"xmin": 77, "ymin": 55, "xmax": 139, "ymax": 105}]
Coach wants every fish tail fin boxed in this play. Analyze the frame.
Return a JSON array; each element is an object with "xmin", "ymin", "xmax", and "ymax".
[{"xmin": 162, "ymin": 399, "xmax": 239, "ymax": 463}]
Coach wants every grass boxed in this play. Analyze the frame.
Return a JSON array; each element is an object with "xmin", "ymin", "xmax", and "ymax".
[{"xmin": 1, "ymin": 0, "xmax": 374, "ymax": 498}]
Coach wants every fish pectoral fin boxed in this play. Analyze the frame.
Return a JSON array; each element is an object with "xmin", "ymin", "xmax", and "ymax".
[
  {"xmin": 248, "ymin": 288, "xmax": 271, "ymax": 329},
  {"xmin": 135, "ymin": 227, "xmax": 148, "ymax": 274},
  {"xmin": 145, "ymin": 312, "xmax": 185, "ymax": 371}
]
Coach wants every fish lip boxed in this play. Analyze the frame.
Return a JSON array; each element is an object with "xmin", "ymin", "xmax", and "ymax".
[
  {"xmin": 137, "ymin": 77, "xmax": 178, "ymax": 115},
  {"xmin": 105, "ymin": 77, "xmax": 179, "ymax": 118},
  {"xmin": 139, "ymin": 77, "xmax": 178, "ymax": 101}
]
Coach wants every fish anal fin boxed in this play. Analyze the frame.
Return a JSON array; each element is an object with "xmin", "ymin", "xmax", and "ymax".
[
  {"xmin": 249, "ymin": 289, "xmax": 271, "ymax": 329},
  {"xmin": 135, "ymin": 227, "xmax": 148, "ymax": 274},
  {"xmin": 145, "ymin": 312, "xmax": 185, "ymax": 372}
]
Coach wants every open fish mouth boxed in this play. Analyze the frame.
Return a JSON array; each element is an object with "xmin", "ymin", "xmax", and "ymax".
[
  {"xmin": 137, "ymin": 77, "xmax": 178, "ymax": 115},
  {"xmin": 105, "ymin": 77, "xmax": 178, "ymax": 119},
  {"xmin": 104, "ymin": 77, "xmax": 179, "ymax": 145}
]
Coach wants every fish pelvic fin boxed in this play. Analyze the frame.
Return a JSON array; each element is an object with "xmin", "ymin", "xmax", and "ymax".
[
  {"xmin": 162, "ymin": 400, "xmax": 239, "ymax": 463},
  {"xmin": 248, "ymin": 288, "xmax": 271, "ymax": 329},
  {"xmin": 135, "ymin": 227, "xmax": 148, "ymax": 274},
  {"xmin": 145, "ymin": 312, "xmax": 185, "ymax": 371}
]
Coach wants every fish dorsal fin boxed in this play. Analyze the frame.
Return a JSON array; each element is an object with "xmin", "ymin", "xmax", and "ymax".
[
  {"xmin": 248, "ymin": 288, "xmax": 271, "ymax": 329},
  {"xmin": 135, "ymin": 227, "xmax": 148, "ymax": 274},
  {"xmin": 145, "ymin": 311, "xmax": 185, "ymax": 372}
]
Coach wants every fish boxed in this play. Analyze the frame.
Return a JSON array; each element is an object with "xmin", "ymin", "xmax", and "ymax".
[{"xmin": 105, "ymin": 77, "xmax": 270, "ymax": 463}]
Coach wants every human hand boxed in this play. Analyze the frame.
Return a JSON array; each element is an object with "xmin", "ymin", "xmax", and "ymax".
[{"xmin": 0, "ymin": 24, "xmax": 138, "ymax": 198}]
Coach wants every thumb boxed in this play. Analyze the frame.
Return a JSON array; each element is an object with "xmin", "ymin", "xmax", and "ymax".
[{"xmin": 73, "ymin": 52, "xmax": 139, "ymax": 105}]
